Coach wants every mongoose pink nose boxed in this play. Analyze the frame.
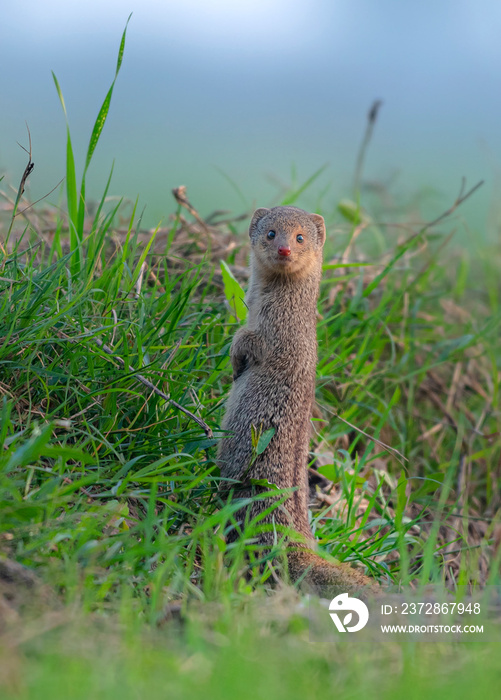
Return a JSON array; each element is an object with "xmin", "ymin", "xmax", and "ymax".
[{"xmin": 278, "ymin": 246, "xmax": 291, "ymax": 257}]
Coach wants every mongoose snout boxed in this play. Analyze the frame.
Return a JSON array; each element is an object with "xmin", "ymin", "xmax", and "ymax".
[{"xmin": 277, "ymin": 245, "xmax": 291, "ymax": 257}]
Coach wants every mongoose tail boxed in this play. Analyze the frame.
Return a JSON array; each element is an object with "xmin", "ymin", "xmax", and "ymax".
[{"xmin": 287, "ymin": 550, "xmax": 377, "ymax": 596}]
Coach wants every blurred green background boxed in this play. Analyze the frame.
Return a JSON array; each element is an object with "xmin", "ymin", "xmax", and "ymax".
[{"xmin": 1, "ymin": 0, "xmax": 500, "ymax": 237}]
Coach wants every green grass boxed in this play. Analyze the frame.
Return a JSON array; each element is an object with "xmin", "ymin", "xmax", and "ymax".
[
  {"xmin": 1, "ymin": 19, "xmax": 501, "ymax": 699},
  {"xmin": 3, "ymin": 599, "xmax": 501, "ymax": 700}
]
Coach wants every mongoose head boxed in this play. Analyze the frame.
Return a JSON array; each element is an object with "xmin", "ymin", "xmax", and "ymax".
[{"xmin": 248, "ymin": 206, "xmax": 326, "ymax": 277}]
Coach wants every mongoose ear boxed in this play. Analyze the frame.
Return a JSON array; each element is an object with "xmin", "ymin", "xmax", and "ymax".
[
  {"xmin": 310, "ymin": 214, "xmax": 326, "ymax": 247},
  {"xmin": 249, "ymin": 208, "xmax": 271, "ymax": 238}
]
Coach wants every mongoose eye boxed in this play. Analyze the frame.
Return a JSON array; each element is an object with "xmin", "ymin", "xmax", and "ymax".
[
  {"xmin": 296, "ymin": 234, "xmax": 304, "ymax": 242},
  {"xmin": 267, "ymin": 230, "xmax": 276, "ymax": 240}
]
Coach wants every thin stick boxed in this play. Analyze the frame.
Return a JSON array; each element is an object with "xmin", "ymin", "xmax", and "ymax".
[
  {"xmin": 363, "ymin": 179, "xmax": 483, "ymax": 270},
  {"xmin": 92, "ymin": 336, "xmax": 213, "ymax": 439},
  {"xmin": 353, "ymin": 100, "xmax": 383, "ymax": 196},
  {"xmin": 172, "ymin": 185, "xmax": 212, "ymax": 235},
  {"xmin": 421, "ymin": 177, "xmax": 483, "ymax": 231},
  {"xmin": 172, "ymin": 185, "xmax": 211, "ymax": 239},
  {"xmin": 6, "ymin": 124, "xmax": 34, "ymax": 244},
  {"xmin": 327, "ymin": 221, "xmax": 368, "ymax": 306},
  {"xmin": 320, "ymin": 402, "xmax": 408, "ymax": 467},
  {"xmin": 16, "ymin": 123, "xmax": 34, "ymax": 200},
  {"xmin": 16, "ymin": 178, "xmax": 65, "ymax": 217},
  {"xmin": 54, "ymin": 324, "xmax": 213, "ymax": 439}
]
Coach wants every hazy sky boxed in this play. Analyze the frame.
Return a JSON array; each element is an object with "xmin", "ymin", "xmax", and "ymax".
[{"xmin": 2, "ymin": 1, "xmax": 500, "ymax": 235}]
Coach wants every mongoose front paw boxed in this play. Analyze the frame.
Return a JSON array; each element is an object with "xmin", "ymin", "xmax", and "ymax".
[
  {"xmin": 230, "ymin": 329, "xmax": 265, "ymax": 380},
  {"xmin": 232, "ymin": 354, "xmax": 249, "ymax": 381}
]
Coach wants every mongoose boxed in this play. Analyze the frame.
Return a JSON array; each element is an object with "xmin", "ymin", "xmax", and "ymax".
[{"xmin": 218, "ymin": 205, "xmax": 376, "ymax": 596}]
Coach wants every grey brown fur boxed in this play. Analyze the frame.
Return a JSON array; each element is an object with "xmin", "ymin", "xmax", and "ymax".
[{"xmin": 218, "ymin": 206, "xmax": 376, "ymax": 595}]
